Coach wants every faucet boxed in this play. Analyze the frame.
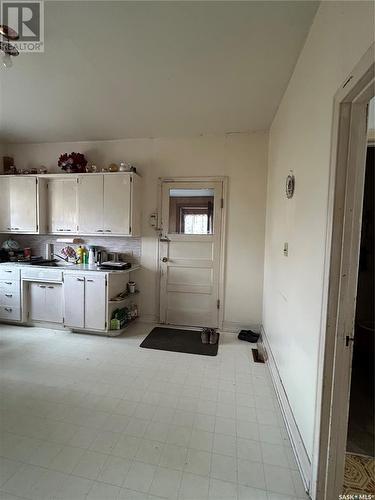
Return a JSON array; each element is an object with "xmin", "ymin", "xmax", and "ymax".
[
  {"xmin": 52, "ymin": 252, "xmax": 80, "ymax": 264},
  {"xmin": 52, "ymin": 253, "xmax": 69, "ymax": 262}
]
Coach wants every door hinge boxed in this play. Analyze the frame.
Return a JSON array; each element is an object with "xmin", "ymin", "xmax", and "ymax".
[
  {"xmin": 217, "ymin": 299, "xmax": 220, "ymax": 309},
  {"xmin": 221, "ymin": 198, "xmax": 224, "ymax": 209}
]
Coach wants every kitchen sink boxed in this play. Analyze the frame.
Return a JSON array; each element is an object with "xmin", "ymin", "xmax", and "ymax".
[{"xmin": 31, "ymin": 260, "xmax": 76, "ymax": 267}]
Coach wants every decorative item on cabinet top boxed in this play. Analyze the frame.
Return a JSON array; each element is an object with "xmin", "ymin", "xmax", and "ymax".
[
  {"xmin": 0, "ymin": 172, "xmax": 142, "ymax": 237},
  {"xmin": 58, "ymin": 152, "xmax": 88, "ymax": 173}
]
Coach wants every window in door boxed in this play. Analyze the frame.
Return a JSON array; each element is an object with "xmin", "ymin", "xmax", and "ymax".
[{"xmin": 168, "ymin": 188, "xmax": 214, "ymax": 234}]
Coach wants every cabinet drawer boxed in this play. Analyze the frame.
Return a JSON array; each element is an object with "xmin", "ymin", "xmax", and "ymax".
[
  {"xmin": 0, "ymin": 289, "xmax": 20, "ymax": 307},
  {"xmin": 0, "ymin": 280, "xmax": 20, "ymax": 294},
  {"xmin": 21, "ymin": 268, "xmax": 63, "ymax": 282},
  {"xmin": 0, "ymin": 305, "xmax": 21, "ymax": 321},
  {"xmin": 0, "ymin": 268, "xmax": 20, "ymax": 280}
]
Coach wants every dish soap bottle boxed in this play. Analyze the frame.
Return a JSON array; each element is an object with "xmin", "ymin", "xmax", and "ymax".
[{"xmin": 76, "ymin": 246, "xmax": 84, "ymax": 264}]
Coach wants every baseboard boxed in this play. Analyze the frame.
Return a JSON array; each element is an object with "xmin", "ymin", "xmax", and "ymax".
[
  {"xmin": 260, "ymin": 325, "xmax": 311, "ymax": 495},
  {"xmin": 222, "ymin": 320, "xmax": 260, "ymax": 333}
]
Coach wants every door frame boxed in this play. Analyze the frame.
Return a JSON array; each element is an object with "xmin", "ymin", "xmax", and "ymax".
[
  {"xmin": 157, "ymin": 176, "xmax": 228, "ymax": 329},
  {"xmin": 311, "ymin": 44, "xmax": 374, "ymax": 499}
]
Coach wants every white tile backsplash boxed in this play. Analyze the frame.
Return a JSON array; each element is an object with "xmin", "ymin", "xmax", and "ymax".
[{"xmin": 1, "ymin": 234, "xmax": 141, "ymax": 264}]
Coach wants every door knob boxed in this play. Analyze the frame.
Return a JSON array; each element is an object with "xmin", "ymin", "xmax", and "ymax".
[{"xmin": 161, "ymin": 257, "xmax": 168, "ymax": 263}]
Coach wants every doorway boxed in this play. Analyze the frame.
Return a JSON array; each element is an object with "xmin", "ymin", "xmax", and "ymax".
[
  {"xmin": 159, "ymin": 178, "xmax": 226, "ymax": 328},
  {"xmin": 313, "ymin": 45, "xmax": 375, "ymax": 500},
  {"xmin": 343, "ymin": 141, "xmax": 374, "ymax": 494}
]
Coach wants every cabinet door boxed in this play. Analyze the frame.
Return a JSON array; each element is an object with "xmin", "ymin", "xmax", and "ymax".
[
  {"xmin": 77, "ymin": 176, "xmax": 103, "ymax": 234},
  {"xmin": 63, "ymin": 275, "xmax": 85, "ymax": 328},
  {"xmin": 9, "ymin": 177, "xmax": 37, "ymax": 232},
  {"xmin": 45, "ymin": 284, "xmax": 63, "ymax": 323},
  {"xmin": 29, "ymin": 283, "xmax": 47, "ymax": 321},
  {"xmin": 84, "ymin": 276, "xmax": 106, "ymax": 330},
  {"xmin": 47, "ymin": 179, "xmax": 64, "ymax": 233},
  {"xmin": 103, "ymin": 175, "xmax": 131, "ymax": 235},
  {"xmin": 0, "ymin": 177, "xmax": 10, "ymax": 232},
  {"xmin": 47, "ymin": 179, "xmax": 77, "ymax": 233}
]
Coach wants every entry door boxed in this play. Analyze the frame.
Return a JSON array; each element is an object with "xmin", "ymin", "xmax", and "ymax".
[{"xmin": 159, "ymin": 180, "xmax": 223, "ymax": 328}]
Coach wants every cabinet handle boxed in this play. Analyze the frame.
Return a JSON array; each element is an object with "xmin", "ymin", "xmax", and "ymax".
[
  {"xmin": 4, "ymin": 282, "xmax": 12, "ymax": 285},
  {"xmin": 7, "ymin": 227, "xmax": 11, "ymax": 231},
  {"xmin": 4, "ymin": 307, "xmax": 12, "ymax": 312},
  {"xmin": 96, "ymin": 229, "xmax": 104, "ymax": 232},
  {"xmin": 76, "ymin": 278, "xmax": 84, "ymax": 282},
  {"xmin": 39, "ymin": 285, "xmax": 46, "ymax": 288},
  {"xmin": 105, "ymin": 229, "xmax": 112, "ymax": 232},
  {"xmin": 65, "ymin": 229, "xmax": 72, "ymax": 232},
  {"xmin": 5, "ymin": 294, "xmax": 12, "ymax": 298},
  {"xmin": 47, "ymin": 286, "xmax": 54, "ymax": 289},
  {"xmin": 86, "ymin": 279, "xmax": 94, "ymax": 282},
  {"xmin": 4, "ymin": 270, "xmax": 12, "ymax": 273}
]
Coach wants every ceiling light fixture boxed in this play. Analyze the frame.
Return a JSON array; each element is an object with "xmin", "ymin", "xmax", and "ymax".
[{"xmin": 0, "ymin": 24, "xmax": 19, "ymax": 69}]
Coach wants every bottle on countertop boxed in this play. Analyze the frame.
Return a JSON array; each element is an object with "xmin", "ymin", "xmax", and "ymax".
[
  {"xmin": 83, "ymin": 247, "xmax": 89, "ymax": 265},
  {"xmin": 76, "ymin": 246, "xmax": 84, "ymax": 264},
  {"xmin": 88, "ymin": 246, "xmax": 96, "ymax": 265}
]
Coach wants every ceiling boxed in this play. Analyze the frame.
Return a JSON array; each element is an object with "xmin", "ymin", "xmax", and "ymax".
[{"xmin": 0, "ymin": 1, "xmax": 319, "ymax": 144}]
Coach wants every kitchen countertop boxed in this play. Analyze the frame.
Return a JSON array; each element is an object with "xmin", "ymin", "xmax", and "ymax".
[{"xmin": 0, "ymin": 262, "xmax": 140, "ymax": 274}]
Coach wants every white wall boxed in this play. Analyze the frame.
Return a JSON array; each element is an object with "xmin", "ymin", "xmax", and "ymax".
[
  {"xmin": 4, "ymin": 132, "xmax": 268, "ymax": 329},
  {"xmin": 263, "ymin": 0, "xmax": 374, "ymax": 460}
]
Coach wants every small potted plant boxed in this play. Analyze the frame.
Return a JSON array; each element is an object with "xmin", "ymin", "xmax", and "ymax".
[{"xmin": 58, "ymin": 152, "xmax": 87, "ymax": 173}]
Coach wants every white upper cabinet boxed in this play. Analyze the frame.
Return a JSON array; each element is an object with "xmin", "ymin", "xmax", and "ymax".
[
  {"xmin": 77, "ymin": 173, "xmax": 141, "ymax": 236},
  {"xmin": 0, "ymin": 177, "xmax": 10, "ymax": 232},
  {"xmin": 0, "ymin": 172, "xmax": 141, "ymax": 236},
  {"xmin": 9, "ymin": 177, "xmax": 38, "ymax": 233},
  {"xmin": 0, "ymin": 176, "xmax": 46, "ymax": 234},
  {"xmin": 47, "ymin": 178, "xmax": 78, "ymax": 233},
  {"xmin": 103, "ymin": 174, "xmax": 131, "ymax": 235},
  {"xmin": 77, "ymin": 175, "xmax": 104, "ymax": 234}
]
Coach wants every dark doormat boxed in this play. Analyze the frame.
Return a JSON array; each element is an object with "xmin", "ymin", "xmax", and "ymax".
[{"xmin": 140, "ymin": 327, "xmax": 219, "ymax": 356}]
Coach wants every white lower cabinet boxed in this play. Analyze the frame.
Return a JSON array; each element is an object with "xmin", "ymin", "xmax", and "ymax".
[
  {"xmin": 64, "ymin": 274, "xmax": 106, "ymax": 330},
  {"xmin": 29, "ymin": 283, "xmax": 63, "ymax": 323},
  {"xmin": 0, "ymin": 272, "xmax": 21, "ymax": 321},
  {"xmin": 84, "ymin": 277, "xmax": 106, "ymax": 330}
]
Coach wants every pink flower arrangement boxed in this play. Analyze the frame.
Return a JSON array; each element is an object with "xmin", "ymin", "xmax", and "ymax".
[{"xmin": 58, "ymin": 152, "xmax": 87, "ymax": 173}]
